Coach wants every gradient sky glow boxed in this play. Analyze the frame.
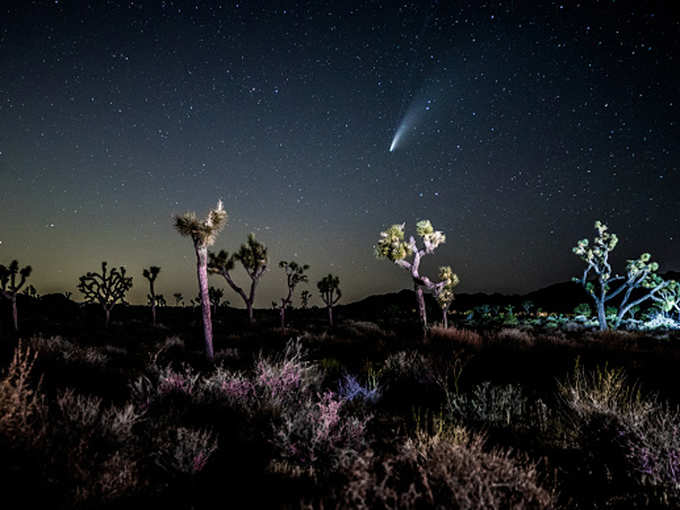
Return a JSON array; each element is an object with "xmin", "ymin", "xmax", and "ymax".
[{"xmin": 1, "ymin": 2, "xmax": 679, "ymax": 307}]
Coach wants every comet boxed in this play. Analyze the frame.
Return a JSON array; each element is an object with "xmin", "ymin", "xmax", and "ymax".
[{"xmin": 388, "ymin": 96, "xmax": 433, "ymax": 152}]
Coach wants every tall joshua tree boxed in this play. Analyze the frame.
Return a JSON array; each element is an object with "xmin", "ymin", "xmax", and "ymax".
[
  {"xmin": 142, "ymin": 266, "xmax": 161, "ymax": 326},
  {"xmin": 317, "ymin": 274, "xmax": 341, "ymax": 328},
  {"xmin": 376, "ymin": 220, "xmax": 447, "ymax": 335},
  {"xmin": 208, "ymin": 233, "xmax": 268, "ymax": 324},
  {"xmin": 0, "ymin": 260, "xmax": 32, "ymax": 332},
  {"xmin": 433, "ymin": 266, "xmax": 460, "ymax": 329},
  {"xmin": 277, "ymin": 261, "xmax": 309, "ymax": 328},
  {"xmin": 78, "ymin": 261, "xmax": 133, "ymax": 328},
  {"xmin": 174, "ymin": 200, "xmax": 227, "ymax": 362},
  {"xmin": 573, "ymin": 220, "xmax": 669, "ymax": 330}
]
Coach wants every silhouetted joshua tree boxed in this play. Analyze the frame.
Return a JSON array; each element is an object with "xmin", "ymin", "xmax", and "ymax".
[
  {"xmin": 142, "ymin": 266, "xmax": 161, "ymax": 326},
  {"xmin": 209, "ymin": 233, "xmax": 267, "ymax": 324},
  {"xmin": 433, "ymin": 266, "xmax": 460, "ymax": 329},
  {"xmin": 209, "ymin": 286, "xmax": 224, "ymax": 317},
  {"xmin": 376, "ymin": 220, "xmax": 447, "ymax": 335},
  {"xmin": 22, "ymin": 284, "xmax": 39, "ymax": 299},
  {"xmin": 156, "ymin": 294, "xmax": 167, "ymax": 307},
  {"xmin": 174, "ymin": 200, "xmax": 227, "ymax": 362},
  {"xmin": 276, "ymin": 261, "xmax": 309, "ymax": 328},
  {"xmin": 300, "ymin": 290, "xmax": 311, "ymax": 309},
  {"xmin": 173, "ymin": 292, "xmax": 184, "ymax": 306},
  {"xmin": 0, "ymin": 260, "xmax": 32, "ymax": 332},
  {"xmin": 77, "ymin": 261, "xmax": 133, "ymax": 328},
  {"xmin": 573, "ymin": 220, "xmax": 669, "ymax": 330},
  {"xmin": 317, "ymin": 274, "xmax": 341, "ymax": 328}
]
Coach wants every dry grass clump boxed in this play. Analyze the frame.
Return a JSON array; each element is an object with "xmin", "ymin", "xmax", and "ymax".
[
  {"xmin": 0, "ymin": 342, "xmax": 47, "ymax": 445},
  {"xmin": 430, "ymin": 326, "xmax": 484, "ymax": 348}
]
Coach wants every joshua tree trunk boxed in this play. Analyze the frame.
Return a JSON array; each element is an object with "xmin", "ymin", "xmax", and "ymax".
[
  {"xmin": 327, "ymin": 306, "xmax": 333, "ymax": 328},
  {"xmin": 247, "ymin": 300, "xmax": 254, "ymax": 324},
  {"xmin": 11, "ymin": 296, "xmax": 18, "ymax": 332},
  {"xmin": 442, "ymin": 306, "xmax": 448, "ymax": 329},
  {"xmin": 104, "ymin": 307, "xmax": 111, "ymax": 329},
  {"xmin": 151, "ymin": 303, "xmax": 157, "ymax": 327},
  {"xmin": 196, "ymin": 245, "xmax": 214, "ymax": 362},
  {"xmin": 415, "ymin": 284, "xmax": 427, "ymax": 335},
  {"xmin": 280, "ymin": 304, "xmax": 286, "ymax": 329}
]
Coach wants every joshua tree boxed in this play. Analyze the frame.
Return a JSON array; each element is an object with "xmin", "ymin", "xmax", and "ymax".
[
  {"xmin": 209, "ymin": 286, "xmax": 224, "ymax": 317},
  {"xmin": 433, "ymin": 266, "xmax": 460, "ymax": 329},
  {"xmin": 317, "ymin": 274, "xmax": 341, "ymax": 328},
  {"xmin": 77, "ymin": 261, "xmax": 133, "ymax": 328},
  {"xmin": 22, "ymin": 284, "xmax": 39, "ymax": 299},
  {"xmin": 142, "ymin": 266, "xmax": 161, "ymax": 326},
  {"xmin": 0, "ymin": 260, "xmax": 32, "ymax": 332},
  {"xmin": 276, "ymin": 261, "xmax": 309, "ymax": 328},
  {"xmin": 573, "ymin": 220, "xmax": 669, "ymax": 330},
  {"xmin": 655, "ymin": 281, "xmax": 680, "ymax": 321},
  {"xmin": 375, "ymin": 220, "xmax": 447, "ymax": 335},
  {"xmin": 156, "ymin": 294, "xmax": 167, "ymax": 307},
  {"xmin": 173, "ymin": 292, "xmax": 184, "ymax": 306},
  {"xmin": 300, "ymin": 289, "xmax": 311, "ymax": 309},
  {"xmin": 174, "ymin": 200, "xmax": 227, "ymax": 362},
  {"xmin": 208, "ymin": 233, "xmax": 268, "ymax": 324}
]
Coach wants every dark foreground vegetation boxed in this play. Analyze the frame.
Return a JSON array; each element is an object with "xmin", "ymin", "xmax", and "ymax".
[{"xmin": 2, "ymin": 299, "xmax": 680, "ymax": 509}]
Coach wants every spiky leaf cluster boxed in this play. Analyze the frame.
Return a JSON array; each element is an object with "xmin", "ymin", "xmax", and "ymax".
[
  {"xmin": 416, "ymin": 219, "xmax": 446, "ymax": 253},
  {"xmin": 174, "ymin": 200, "xmax": 227, "ymax": 247},
  {"xmin": 625, "ymin": 253, "xmax": 660, "ymax": 289},
  {"xmin": 78, "ymin": 262, "xmax": 133, "ymax": 309},
  {"xmin": 375, "ymin": 223, "xmax": 409, "ymax": 262},
  {"xmin": 653, "ymin": 280, "xmax": 680, "ymax": 314},
  {"xmin": 435, "ymin": 265, "xmax": 460, "ymax": 309},
  {"xmin": 235, "ymin": 234, "xmax": 268, "ymax": 276},
  {"xmin": 280, "ymin": 260, "xmax": 309, "ymax": 288},
  {"xmin": 572, "ymin": 221, "xmax": 618, "ymax": 281},
  {"xmin": 0, "ymin": 260, "xmax": 32, "ymax": 297}
]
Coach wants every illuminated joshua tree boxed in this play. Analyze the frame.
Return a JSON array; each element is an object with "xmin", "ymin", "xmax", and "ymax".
[
  {"xmin": 433, "ymin": 266, "xmax": 460, "ymax": 329},
  {"xmin": 573, "ymin": 220, "xmax": 669, "ymax": 330},
  {"xmin": 317, "ymin": 273, "xmax": 341, "ymax": 328},
  {"xmin": 209, "ymin": 233, "xmax": 267, "ymax": 324},
  {"xmin": 375, "ymin": 220, "xmax": 447, "ymax": 335},
  {"xmin": 174, "ymin": 200, "xmax": 227, "ymax": 362},
  {"xmin": 300, "ymin": 289, "xmax": 311, "ymax": 309},
  {"xmin": 142, "ymin": 266, "xmax": 161, "ymax": 326},
  {"xmin": 0, "ymin": 260, "xmax": 32, "ymax": 332},
  {"xmin": 77, "ymin": 261, "xmax": 133, "ymax": 328},
  {"xmin": 652, "ymin": 280, "xmax": 680, "ymax": 320},
  {"xmin": 173, "ymin": 292, "xmax": 184, "ymax": 306},
  {"xmin": 276, "ymin": 261, "xmax": 309, "ymax": 328}
]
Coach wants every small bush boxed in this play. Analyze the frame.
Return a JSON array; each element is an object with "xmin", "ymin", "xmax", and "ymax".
[
  {"xmin": 155, "ymin": 426, "xmax": 218, "ymax": 476},
  {"xmin": 430, "ymin": 326, "xmax": 483, "ymax": 347}
]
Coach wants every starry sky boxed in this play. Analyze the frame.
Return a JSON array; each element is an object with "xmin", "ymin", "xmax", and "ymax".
[{"xmin": 1, "ymin": 1, "xmax": 678, "ymax": 307}]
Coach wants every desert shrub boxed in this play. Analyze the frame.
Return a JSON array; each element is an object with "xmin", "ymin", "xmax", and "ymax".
[
  {"xmin": 56, "ymin": 388, "xmax": 104, "ymax": 432},
  {"xmin": 338, "ymin": 372, "xmax": 381, "ymax": 404},
  {"xmin": 271, "ymin": 390, "xmax": 371, "ymax": 479},
  {"xmin": 445, "ymin": 381, "xmax": 545, "ymax": 431},
  {"xmin": 157, "ymin": 363, "xmax": 201, "ymax": 398},
  {"xmin": 155, "ymin": 426, "xmax": 218, "ymax": 476},
  {"xmin": 254, "ymin": 338, "xmax": 322, "ymax": 411},
  {"xmin": 28, "ymin": 335, "xmax": 109, "ymax": 368},
  {"xmin": 381, "ymin": 350, "xmax": 431, "ymax": 388},
  {"xmin": 336, "ymin": 425, "xmax": 556, "ymax": 509},
  {"xmin": 101, "ymin": 403, "xmax": 145, "ymax": 441},
  {"xmin": 429, "ymin": 326, "xmax": 483, "ymax": 347},
  {"xmin": 202, "ymin": 365, "xmax": 255, "ymax": 410},
  {"xmin": 0, "ymin": 342, "xmax": 46, "ymax": 445},
  {"xmin": 493, "ymin": 327, "xmax": 535, "ymax": 347}
]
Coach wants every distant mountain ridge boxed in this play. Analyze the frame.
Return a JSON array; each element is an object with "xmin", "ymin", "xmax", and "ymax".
[{"xmin": 339, "ymin": 270, "xmax": 680, "ymax": 318}]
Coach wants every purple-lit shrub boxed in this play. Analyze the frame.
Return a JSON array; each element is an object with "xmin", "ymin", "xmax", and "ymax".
[
  {"xmin": 338, "ymin": 373, "xmax": 381, "ymax": 404},
  {"xmin": 157, "ymin": 364, "xmax": 200, "ymax": 398},
  {"xmin": 272, "ymin": 390, "xmax": 370, "ymax": 476}
]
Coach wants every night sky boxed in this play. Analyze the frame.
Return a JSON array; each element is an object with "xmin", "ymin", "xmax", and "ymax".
[{"xmin": 1, "ymin": 1, "xmax": 679, "ymax": 307}]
